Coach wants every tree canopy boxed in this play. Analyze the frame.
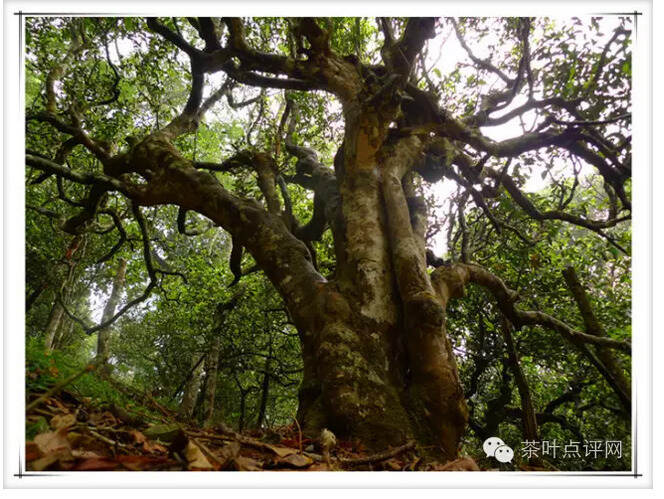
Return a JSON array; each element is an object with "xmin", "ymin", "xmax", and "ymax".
[{"xmin": 25, "ymin": 16, "xmax": 631, "ymax": 471}]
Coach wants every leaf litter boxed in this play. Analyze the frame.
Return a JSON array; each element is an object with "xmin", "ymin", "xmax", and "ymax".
[{"xmin": 26, "ymin": 387, "xmax": 483, "ymax": 471}]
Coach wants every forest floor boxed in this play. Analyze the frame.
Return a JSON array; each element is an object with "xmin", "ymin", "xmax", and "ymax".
[{"xmin": 25, "ymin": 364, "xmax": 485, "ymax": 472}]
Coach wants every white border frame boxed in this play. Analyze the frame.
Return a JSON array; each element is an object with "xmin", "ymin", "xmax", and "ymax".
[{"xmin": 2, "ymin": 0, "xmax": 654, "ymax": 489}]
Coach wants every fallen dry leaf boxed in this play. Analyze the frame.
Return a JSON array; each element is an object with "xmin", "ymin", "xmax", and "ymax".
[
  {"xmin": 214, "ymin": 441, "xmax": 241, "ymax": 468},
  {"xmin": 128, "ymin": 429, "xmax": 166, "ymax": 453},
  {"xmin": 100, "ymin": 411, "xmax": 118, "ymax": 425},
  {"xmin": 143, "ymin": 440, "xmax": 168, "ymax": 454},
  {"xmin": 306, "ymin": 462, "xmax": 332, "ymax": 471},
  {"xmin": 46, "ymin": 397, "xmax": 67, "ymax": 411},
  {"xmin": 129, "ymin": 429, "xmax": 147, "ymax": 444},
  {"xmin": 29, "ymin": 453, "xmax": 61, "ymax": 471},
  {"xmin": 280, "ymin": 437, "xmax": 311, "ymax": 448},
  {"xmin": 50, "ymin": 412, "xmax": 77, "ymax": 430},
  {"xmin": 382, "ymin": 458, "xmax": 403, "ymax": 471},
  {"xmin": 116, "ymin": 454, "xmax": 172, "ymax": 471},
  {"xmin": 264, "ymin": 443, "xmax": 298, "ymax": 458},
  {"xmin": 436, "ymin": 456, "xmax": 480, "ymax": 471},
  {"xmin": 232, "ymin": 455, "xmax": 263, "ymax": 471},
  {"xmin": 25, "ymin": 441, "xmax": 41, "ymax": 461},
  {"xmin": 184, "ymin": 440, "xmax": 215, "ymax": 470},
  {"xmin": 73, "ymin": 457, "xmax": 119, "ymax": 471},
  {"xmin": 34, "ymin": 427, "xmax": 71, "ymax": 455},
  {"xmin": 277, "ymin": 453, "xmax": 313, "ymax": 469}
]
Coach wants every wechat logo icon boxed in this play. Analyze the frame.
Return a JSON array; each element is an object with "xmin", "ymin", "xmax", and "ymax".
[{"xmin": 483, "ymin": 436, "xmax": 514, "ymax": 463}]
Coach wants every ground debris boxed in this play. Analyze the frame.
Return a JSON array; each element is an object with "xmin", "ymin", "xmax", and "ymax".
[{"xmin": 26, "ymin": 389, "xmax": 482, "ymax": 472}]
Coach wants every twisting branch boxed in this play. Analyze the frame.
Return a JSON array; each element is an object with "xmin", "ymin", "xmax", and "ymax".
[
  {"xmin": 27, "ymin": 111, "xmax": 110, "ymax": 161},
  {"xmin": 222, "ymin": 80, "xmax": 263, "ymax": 110},
  {"xmin": 432, "ymin": 148, "xmax": 630, "ymax": 251},
  {"xmin": 146, "ymin": 17, "xmax": 199, "ymax": 57},
  {"xmin": 282, "ymin": 98, "xmax": 341, "ymax": 244},
  {"xmin": 175, "ymin": 208, "xmax": 212, "ymax": 237},
  {"xmin": 466, "ymin": 18, "xmax": 533, "ymax": 126},
  {"xmin": 91, "ymin": 33, "xmax": 121, "ymax": 107},
  {"xmin": 96, "ymin": 209, "xmax": 128, "ymax": 264},
  {"xmin": 483, "ymin": 166, "xmax": 630, "ymax": 231},
  {"xmin": 543, "ymin": 380, "xmax": 591, "ymax": 414},
  {"xmin": 452, "ymin": 18, "xmax": 512, "ymax": 84},
  {"xmin": 503, "ymin": 407, "xmax": 584, "ymax": 442},
  {"xmin": 195, "ymin": 17, "xmax": 222, "ymax": 52},
  {"xmin": 551, "ymin": 113, "xmax": 631, "ymax": 127},
  {"xmin": 430, "ymin": 263, "xmax": 631, "ymax": 354},
  {"xmin": 582, "ymin": 26, "xmax": 630, "ymax": 98},
  {"xmin": 25, "ymin": 154, "xmax": 132, "ymax": 196}
]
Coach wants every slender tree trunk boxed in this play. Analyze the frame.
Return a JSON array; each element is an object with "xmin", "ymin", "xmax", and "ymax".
[
  {"xmin": 45, "ymin": 235, "xmax": 86, "ymax": 351},
  {"xmin": 203, "ymin": 336, "xmax": 221, "ymax": 427},
  {"xmin": 501, "ymin": 316, "xmax": 541, "ymax": 465},
  {"xmin": 202, "ymin": 293, "xmax": 241, "ymax": 426},
  {"xmin": 501, "ymin": 317, "xmax": 538, "ymax": 442},
  {"xmin": 238, "ymin": 390, "xmax": 247, "ymax": 432},
  {"xmin": 53, "ymin": 316, "xmax": 73, "ymax": 350},
  {"xmin": 95, "ymin": 259, "xmax": 127, "ymax": 372},
  {"xmin": 44, "ymin": 301, "xmax": 65, "ymax": 351},
  {"xmin": 234, "ymin": 376, "xmax": 252, "ymax": 433},
  {"xmin": 255, "ymin": 341, "xmax": 272, "ymax": 429},
  {"xmin": 179, "ymin": 352, "xmax": 203, "ymax": 420},
  {"xmin": 562, "ymin": 266, "xmax": 631, "ymax": 413}
]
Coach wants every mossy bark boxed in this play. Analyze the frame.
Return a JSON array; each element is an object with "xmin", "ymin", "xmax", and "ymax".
[{"xmin": 293, "ymin": 129, "xmax": 468, "ymax": 460}]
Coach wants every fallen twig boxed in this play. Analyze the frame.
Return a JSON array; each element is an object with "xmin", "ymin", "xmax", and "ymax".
[
  {"xmin": 88, "ymin": 428, "xmax": 130, "ymax": 449},
  {"xmin": 26, "ymin": 364, "xmax": 95, "ymax": 412},
  {"xmin": 340, "ymin": 441, "xmax": 416, "ymax": 465},
  {"xmin": 292, "ymin": 415, "xmax": 303, "ymax": 454}
]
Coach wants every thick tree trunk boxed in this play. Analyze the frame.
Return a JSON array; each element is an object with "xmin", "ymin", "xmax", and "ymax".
[
  {"xmin": 107, "ymin": 99, "xmax": 469, "ymax": 459},
  {"xmin": 95, "ymin": 259, "xmax": 127, "ymax": 372},
  {"xmin": 295, "ymin": 127, "xmax": 468, "ymax": 460}
]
